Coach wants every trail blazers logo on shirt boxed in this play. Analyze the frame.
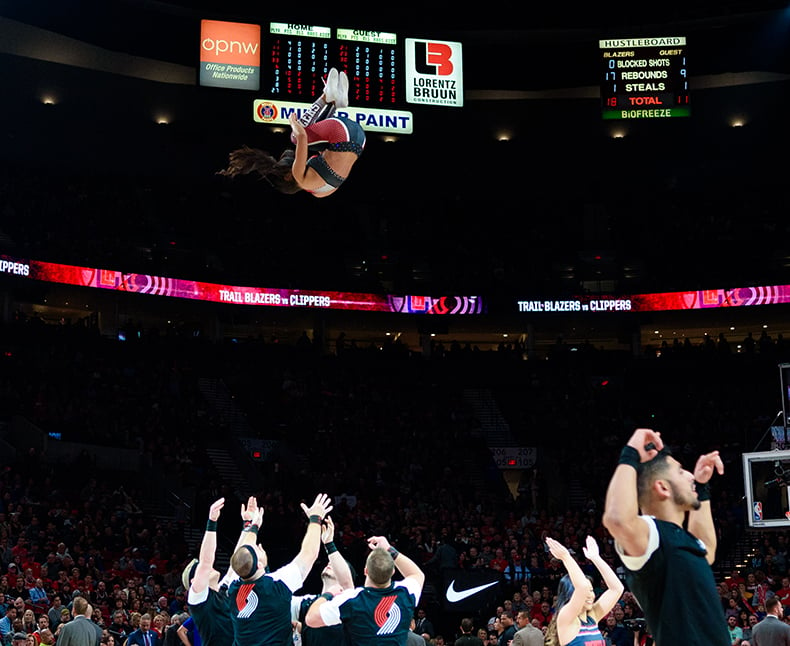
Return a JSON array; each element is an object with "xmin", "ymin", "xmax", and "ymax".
[
  {"xmin": 236, "ymin": 583, "xmax": 258, "ymax": 618},
  {"xmin": 374, "ymin": 595, "xmax": 400, "ymax": 635}
]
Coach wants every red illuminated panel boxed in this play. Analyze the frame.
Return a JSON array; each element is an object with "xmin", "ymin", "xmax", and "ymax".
[
  {"xmin": 516, "ymin": 285, "xmax": 790, "ymax": 314},
  {"xmin": 0, "ymin": 255, "xmax": 484, "ymax": 315}
]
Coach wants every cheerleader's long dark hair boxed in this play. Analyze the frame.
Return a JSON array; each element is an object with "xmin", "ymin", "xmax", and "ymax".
[
  {"xmin": 544, "ymin": 574, "xmax": 575, "ymax": 646},
  {"xmin": 217, "ymin": 146, "xmax": 301, "ymax": 194}
]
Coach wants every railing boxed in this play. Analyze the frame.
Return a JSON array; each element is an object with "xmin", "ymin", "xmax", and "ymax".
[{"xmin": 166, "ymin": 489, "xmax": 193, "ymax": 525}]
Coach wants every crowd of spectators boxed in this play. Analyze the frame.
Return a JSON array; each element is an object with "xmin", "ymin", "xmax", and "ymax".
[
  {"xmin": 1, "ymin": 436, "xmax": 789, "ymax": 646},
  {"xmin": 0, "ymin": 315, "xmax": 789, "ymax": 646},
  {"xmin": 0, "ymin": 455, "xmax": 191, "ymax": 646}
]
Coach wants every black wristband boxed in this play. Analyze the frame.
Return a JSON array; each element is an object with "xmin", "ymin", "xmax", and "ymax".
[
  {"xmin": 243, "ymin": 519, "xmax": 252, "ymax": 529},
  {"xmin": 206, "ymin": 519, "xmax": 218, "ymax": 532},
  {"xmin": 309, "ymin": 515, "xmax": 322, "ymax": 524},
  {"xmin": 319, "ymin": 592, "xmax": 334, "ymax": 602},
  {"xmin": 618, "ymin": 446, "xmax": 641, "ymax": 471},
  {"xmin": 324, "ymin": 542, "xmax": 338, "ymax": 555},
  {"xmin": 695, "ymin": 480, "xmax": 711, "ymax": 501},
  {"xmin": 388, "ymin": 547, "xmax": 400, "ymax": 560},
  {"xmin": 245, "ymin": 524, "xmax": 259, "ymax": 534}
]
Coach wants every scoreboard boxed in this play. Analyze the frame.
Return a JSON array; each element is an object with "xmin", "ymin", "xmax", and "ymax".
[
  {"xmin": 599, "ymin": 36, "xmax": 689, "ymax": 119},
  {"xmin": 199, "ymin": 19, "xmax": 464, "ymax": 114},
  {"xmin": 264, "ymin": 23, "xmax": 400, "ymax": 107}
]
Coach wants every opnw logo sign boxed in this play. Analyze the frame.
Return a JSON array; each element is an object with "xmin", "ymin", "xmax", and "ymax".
[
  {"xmin": 199, "ymin": 19, "xmax": 260, "ymax": 91},
  {"xmin": 200, "ymin": 20, "xmax": 260, "ymax": 65},
  {"xmin": 405, "ymin": 38, "xmax": 463, "ymax": 107}
]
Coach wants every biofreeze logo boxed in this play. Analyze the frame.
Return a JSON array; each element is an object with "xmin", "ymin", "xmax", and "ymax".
[{"xmin": 405, "ymin": 38, "xmax": 463, "ymax": 107}]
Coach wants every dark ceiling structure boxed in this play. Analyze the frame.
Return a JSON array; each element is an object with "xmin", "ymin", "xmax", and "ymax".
[{"xmin": 0, "ymin": 0, "xmax": 789, "ymax": 350}]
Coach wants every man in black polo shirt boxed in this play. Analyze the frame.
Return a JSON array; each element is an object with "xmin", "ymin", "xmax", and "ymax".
[
  {"xmin": 228, "ymin": 493, "xmax": 333, "ymax": 646},
  {"xmin": 603, "ymin": 428, "xmax": 729, "ymax": 646},
  {"xmin": 305, "ymin": 535, "xmax": 425, "ymax": 646}
]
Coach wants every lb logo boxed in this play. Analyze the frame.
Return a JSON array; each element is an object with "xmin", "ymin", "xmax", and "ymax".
[
  {"xmin": 256, "ymin": 102, "xmax": 278, "ymax": 122},
  {"xmin": 411, "ymin": 41, "xmax": 455, "ymax": 76}
]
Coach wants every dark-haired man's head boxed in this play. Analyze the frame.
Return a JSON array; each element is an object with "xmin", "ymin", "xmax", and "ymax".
[
  {"xmin": 637, "ymin": 449, "xmax": 700, "ymax": 515},
  {"xmin": 365, "ymin": 548, "xmax": 395, "ymax": 586}
]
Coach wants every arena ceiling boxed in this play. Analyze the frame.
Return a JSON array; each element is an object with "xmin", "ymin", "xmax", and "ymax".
[{"xmin": 1, "ymin": 0, "xmax": 790, "ymax": 351}]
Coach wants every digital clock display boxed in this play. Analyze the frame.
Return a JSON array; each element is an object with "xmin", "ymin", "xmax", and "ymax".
[{"xmin": 599, "ymin": 36, "xmax": 689, "ymax": 119}]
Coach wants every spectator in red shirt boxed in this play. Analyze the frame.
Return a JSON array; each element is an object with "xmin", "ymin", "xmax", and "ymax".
[
  {"xmin": 11, "ymin": 539, "xmax": 29, "ymax": 566},
  {"xmin": 6, "ymin": 564, "xmax": 19, "ymax": 588},
  {"xmin": 147, "ymin": 551, "xmax": 168, "ymax": 573},
  {"xmin": 52, "ymin": 571, "xmax": 69, "ymax": 594},
  {"xmin": 775, "ymin": 575, "xmax": 790, "ymax": 611},
  {"xmin": 489, "ymin": 548, "xmax": 509, "ymax": 574},
  {"xmin": 530, "ymin": 601, "xmax": 553, "ymax": 628},
  {"xmin": 726, "ymin": 569, "xmax": 745, "ymax": 591}
]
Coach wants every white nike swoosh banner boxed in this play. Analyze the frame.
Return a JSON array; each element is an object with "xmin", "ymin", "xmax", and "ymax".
[
  {"xmin": 446, "ymin": 580, "xmax": 500, "ymax": 602},
  {"xmin": 442, "ymin": 569, "xmax": 502, "ymax": 611}
]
